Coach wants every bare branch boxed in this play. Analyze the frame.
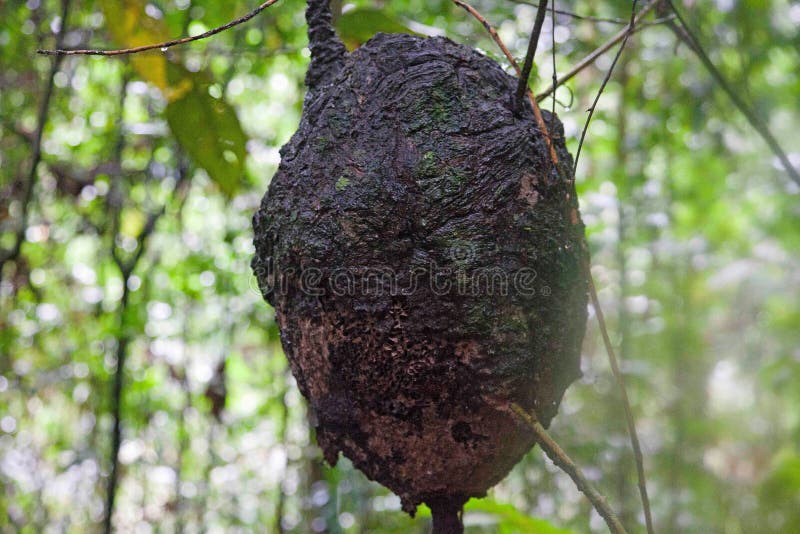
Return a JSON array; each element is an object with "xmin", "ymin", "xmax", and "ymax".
[
  {"xmin": 588, "ymin": 274, "xmax": 655, "ymax": 534},
  {"xmin": 508, "ymin": 403, "xmax": 628, "ymax": 534},
  {"xmin": 536, "ymin": 0, "xmax": 662, "ymax": 102},
  {"xmin": 102, "ymin": 70, "xmax": 131, "ymax": 534},
  {"xmin": 452, "ymin": 0, "xmax": 559, "ymax": 164},
  {"xmin": 514, "ymin": 0, "xmax": 675, "ymax": 27},
  {"xmin": 103, "ymin": 71, "xmax": 190, "ymax": 532},
  {"xmin": 512, "ymin": 1, "xmax": 631, "ymax": 25},
  {"xmin": 562, "ymin": 2, "xmax": 656, "ymax": 529},
  {"xmin": 515, "ymin": 0, "xmax": 549, "ymax": 104},
  {"xmin": 0, "ymin": 0, "xmax": 71, "ymax": 280},
  {"xmin": 37, "ymin": 0, "xmax": 280, "ymax": 57},
  {"xmin": 452, "ymin": 0, "xmax": 517, "ymax": 67},
  {"xmin": 573, "ymin": 1, "xmax": 638, "ymax": 172},
  {"xmin": 664, "ymin": 0, "xmax": 800, "ymax": 186}
]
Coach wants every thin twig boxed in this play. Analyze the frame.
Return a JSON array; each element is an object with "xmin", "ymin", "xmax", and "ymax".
[
  {"xmin": 587, "ymin": 275, "xmax": 655, "ymax": 534},
  {"xmin": 573, "ymin": 1, "xmax": 638, "ymax": 172},
  {"xmin": 0, "ymin": 0, "xmax": 71, "ymax": 280},
  {"xmin": 569, "ymin": 2, "xmax": 656, "ymax": 530},
  {"xmin": 37, "ymin": 0, "xmax": 281, "ymax": 56},
  {"xmin": 103, "ymin": 313, "xmax": 129, "ymax": 534},
  {"xmin": 103, "ymin": 74, "xmax": 190, "ymax": 531},
  {"xmin": 536, "ymin": 0, "xmax": 661, "ymax": 102},
  {"xmin": 664, "ymin": 0, "xmax": 800, "ymax": 186},
  {"xmin": 515, "ymin": 0, "xmax": 675, "ymax": 28},
  {"xmin": 452, "ymin": 0, "xmax": 558, "ymax": 164},
  {"xmin": 103, "ymin": 72, "xmax": 132, "ymax": 534},
  {"xmin": 635, "ymin": 14, "xmax": 677, "ymax": 28},
  {"xmin": 549, "ymin": 0, "xmax": 556, "ymax": 146},
  {"xmin": 512, "ymin": 1, "xmax": 631, "ymax": 25},
  {"xmin": 452, "ymin": 0, "xmax": 516, "ymax": 66},
  {"xmin": 508, "ymin": 403, "xmax": 627, "ymax": 534},
  {"xmin": 515, "ymin": 0, "xmax": 549, "ymax": 104}
]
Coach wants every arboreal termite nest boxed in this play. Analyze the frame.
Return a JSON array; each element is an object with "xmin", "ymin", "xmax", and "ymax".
[{"xmin": 252, "ymin": 0, "xmax": 588, "ymax": 531}]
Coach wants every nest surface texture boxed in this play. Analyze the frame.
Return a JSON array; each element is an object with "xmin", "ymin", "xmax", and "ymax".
[{"xmin": 253, "ymin": 12, "xmax": 588, "ymax": 514}]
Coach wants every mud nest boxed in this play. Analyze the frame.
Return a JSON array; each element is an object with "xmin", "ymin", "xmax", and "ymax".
[{"xmin": 252, "ymin": 0, "xmax": 588, "ymax": 528}]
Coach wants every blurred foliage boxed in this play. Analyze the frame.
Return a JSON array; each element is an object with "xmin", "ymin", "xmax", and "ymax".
[
  {"xmin": 0, "ymin": 0, "xmax": 799, "ymax": 532},
  {"xmin": 335, "ymin": 8, "xmax": 422, "ymax": 50}
]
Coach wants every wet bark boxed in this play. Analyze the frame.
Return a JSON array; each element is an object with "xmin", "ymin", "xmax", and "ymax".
[{"xmin": 252, "ymin": 0, "xmax": 589, "ymax": 518}]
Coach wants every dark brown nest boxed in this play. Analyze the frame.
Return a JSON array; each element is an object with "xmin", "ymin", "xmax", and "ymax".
[{"xmin": 252, "ymin": 0, "xmax": 588, "ymax": 528}]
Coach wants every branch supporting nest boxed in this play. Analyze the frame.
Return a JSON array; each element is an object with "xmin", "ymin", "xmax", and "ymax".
[
  {"xmin": 37, "ymin": 0, "xmax": 281, "ymax": 56},
  {"xmin": 587, "ymin": 272, "xmax": 655, "ymax": 533},
  {"xmin": 515, "ymin": 0, "xmax": 549, "ymax": 104},
  {"xmin": 508, "ymin": 403, "xmax": 628, "ymax": 534},
  {"xmin": 452, "ymin": 0, "xmax": 559, "ymax": 165}
]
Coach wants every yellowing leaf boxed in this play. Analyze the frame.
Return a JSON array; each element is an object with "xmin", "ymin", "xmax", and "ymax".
[
  {"xmin": 100, "ymin": 0, "xmax": 169, "ymax": 89},
  {"xmin": 99, "ymin": 1, "xmax": 249, "ymax": 196},
  {"xmin": 165, "ymin": 77, "xmax": 194, "ymax": 103},
  {"xmin": 119, "ymin": 207, "xmax": 146, "ymax": 238}
]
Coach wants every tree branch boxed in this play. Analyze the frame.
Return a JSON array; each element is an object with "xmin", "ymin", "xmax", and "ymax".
[
  {"xmin": 587, "ymin": 274, "xmax": 655, "ymax": 534},
  {"xmin": 512, "ymin": 1, "xmax": 632, "ymax": 25},
  {"xmin": 508, "ymin": 403, "xmax": 628, "ymax": 534},
  {"xmin": 536, "ymin": 0, "xmax": 662, "ymax": 102},
  {"xmin": 452, "ymin": 0, "xmax": 516, "ymax": 67},
  {"xmin": 102, "ymin": 72, "xmax": 131, "ymax": 534},
  {"xmin": 0, "ymin": 0, "xmax": 71, "ymax": 280},
  {"xmin": 664, "ymin": 0, "xmax": 800, "ymax": 187},
  {"xmin": 573, "ymin": 1, "xmax": 638, "ymax": 172},
  {"xmin": 514, "ymin": 1, "xmax": 675, "ymax": 27},
  {"xmin": 103, "ymin": 72, "xmax": 190, "ymax": 531},
  {"xmin": 556, "ymin": 1, "xmax": 655, "ymax": 529},
  {"xmin": 452, "ymin": 0, "xmax": 558, "ymax": 165},
  {"xmin": 37, "ymin": 0, "xmax": 280, "ymax": 57},
  {"xmin": 104, "ymin": 168, "xmax": 190, "ymax": 533}
]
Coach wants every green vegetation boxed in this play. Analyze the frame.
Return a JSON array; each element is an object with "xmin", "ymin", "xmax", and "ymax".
[
  {"xmin": 336, "ymin": 176, "xmax": 352, "ymax": 191},
  {"xmin": 1, "ymin": 0, "xmax": 799, "ymax": 532}
]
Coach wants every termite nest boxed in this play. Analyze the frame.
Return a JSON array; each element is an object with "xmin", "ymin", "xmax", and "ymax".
[{"xmin": 252, "ymin": 1, "xmax": 588, "ymax": 531}]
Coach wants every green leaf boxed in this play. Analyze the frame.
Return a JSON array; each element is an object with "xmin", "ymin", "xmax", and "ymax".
[
  {"xmin": 758, "ymin": 451, "xmax": 800, "ymax": 532},
  {"xmin": 388, "ymin": 498, "xmax": 572, "ymax": 534},
  {"xmin": 100, "ymin": 0, "xmax": 248, "ymax": 197},
  {"xmin": 464, "ymin": 498, "xmax": 574, "ymax": 534},
  {"xmin": 165, "ymin": 63, "xmax": 248, "ymax": 197},
  {"xmin": 335, "ymin": 8, "xmax": 421, "ymax": 50}
]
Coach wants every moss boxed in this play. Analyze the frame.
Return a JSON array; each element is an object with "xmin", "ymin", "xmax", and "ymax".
[
  {"xmin": 314, "ymin": 136, "xmax": 330, "ymax": 151},
  {"xmin": 416, "ymin": 151, "xmax": 439, "ymax": 180},
  {"xmin": 430, "ymin": 85, "xmax": 461, "ymax": 131},
  {"xmin": 335, "ymin": 176, "xmax": 351, "ymax": 191},
  {"xmin": 447, "ymin": 171, "xmax": 466, "ymax": 186}
]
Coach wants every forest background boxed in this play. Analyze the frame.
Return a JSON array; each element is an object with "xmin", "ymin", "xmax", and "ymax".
[{"xmin": 1, "ymin": 0, "xmax": 799, "ymax": 532}]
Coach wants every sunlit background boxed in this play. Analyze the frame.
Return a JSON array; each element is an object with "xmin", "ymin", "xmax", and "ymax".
[{"xmin": 1, "ymin": 0, "xmax": 799, "ymax": 532}]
